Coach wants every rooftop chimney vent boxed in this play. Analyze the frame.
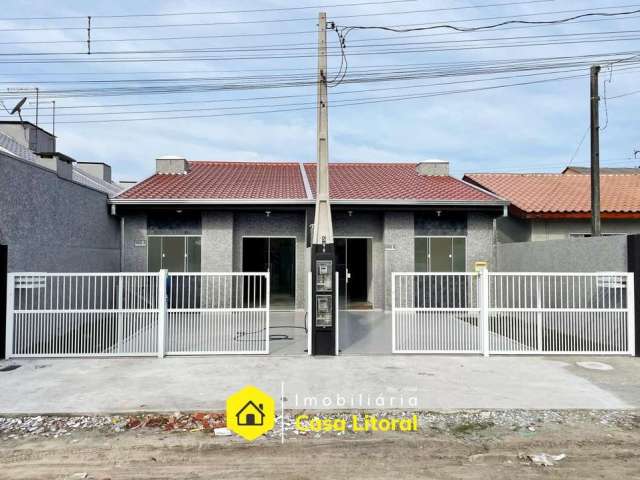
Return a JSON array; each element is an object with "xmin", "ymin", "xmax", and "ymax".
[
  {"xmin": 156, "ymin": 155, "xmax": 189, "ymax": 174},
  {"xmin": 416, "ymin": 159, "xmax": 449, "ymax": 176}
]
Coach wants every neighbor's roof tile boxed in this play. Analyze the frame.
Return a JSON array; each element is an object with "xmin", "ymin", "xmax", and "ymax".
[{"xmin": 463, "ymin": 173, "xmax": 640, "ymax": 214}]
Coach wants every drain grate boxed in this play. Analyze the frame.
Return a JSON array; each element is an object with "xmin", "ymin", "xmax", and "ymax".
[{"xmin": 0, "ymin": 364, "xmax": 21, "ymax": 372}]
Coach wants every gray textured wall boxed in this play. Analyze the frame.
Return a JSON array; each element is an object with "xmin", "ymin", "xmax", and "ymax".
[
  {"xmin": 383, "ymin": 211, "xmax": 415, "ymax": 310},
  {"xmin": 467, "ymin": 212, "xmax": 496, "ymax": 271},
  {"xmin": 122, "ymin": 213, "xmax": 147, "ymax": 272},
  {"xmin": 333, "ymin": 211, "xmax": 385, "ymax": 309},
  {"xmin": 202, "ymin": 211, "xmax": 233, "ymax": 272},
  {"xmin": 0, "ymin": 152, "xmax": 119, "ymax": 272},
  {"xmin": 495, "ymin": 235, "xmax": 628, "ymax": 272},
  {"xmin": 233, "ymin": 212, "xmax": 306, "ymax": 309}
]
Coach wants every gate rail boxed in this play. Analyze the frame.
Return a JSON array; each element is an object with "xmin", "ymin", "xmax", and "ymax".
[
  {"xmin": 392, "ymin": 271, "xmax": 635, "ymax": 356},
  {"xmin": 5, "ymin": 271, "xmax": 270, "ymax": 358}
]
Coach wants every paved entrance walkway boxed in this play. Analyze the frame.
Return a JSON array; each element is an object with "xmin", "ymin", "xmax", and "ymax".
[{"xmin": 0, "ymin": 355, "xmax": 637, "ymax": 414}]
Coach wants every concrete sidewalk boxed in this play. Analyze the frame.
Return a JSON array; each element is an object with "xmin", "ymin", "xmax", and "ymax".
[{"xmin": 0, "ymin": 355, "xmax": 638, "ymax": 415}]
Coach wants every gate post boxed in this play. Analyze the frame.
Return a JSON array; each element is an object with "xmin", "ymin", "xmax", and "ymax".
[
  {"xmin": 627, "ymin": 234, "xmax": 640, "ymax": 356},
  {"xmin": 157, "ymin": 269, "xmax": 168, "ymax": 359},
  {"xmin": 479, "ymin": 269, "xmax": 490, "ymax": 357},
  {"xmin": 5, "ymin": 274, "xmax": 14, "ymax": 360},
  {"xmin": 627, "ymin": 273, "xmax": 635, "ymax": 356}
]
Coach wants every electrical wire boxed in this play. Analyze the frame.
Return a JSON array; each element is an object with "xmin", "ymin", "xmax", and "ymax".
[{"xmin": 0, "ymin": 0, "xmax": 552, "ymax": 21}]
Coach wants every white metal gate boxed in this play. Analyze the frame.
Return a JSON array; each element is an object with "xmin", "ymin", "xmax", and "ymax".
[
  {"xmin": 6, "ymin": 272, "xmax": 161, "ymax": 357},
  {"xmin": 165, "ymin": 272, "xmax": 269, "ymax": 355},
  {"xmin": 392, "ymin": 271, "xmax": 635, "ymax": 356},
  {"xmin": 488, "ymin": 272, "xmax": 634, "ymax": 355},
  {"xmin": 5, "ymin": 271, "xmax": 270, "ymax": 358},
  {"xmin": 392, "ymin": 272, "xmax": 482, "ymax": 354}
]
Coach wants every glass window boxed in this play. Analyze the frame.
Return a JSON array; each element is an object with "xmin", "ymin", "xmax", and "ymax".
[
  {"xmin": 430, "ymin": 237, "xmax": 453, "ymax": 272},
  {"xmin": 452, "ymin": 238, "xmax": 466, "ymax": 272},
  {"xmin": 414, "ymin": 238, "xmax": 428, "ymax": 272},
  {"xmin": 162, "ymin": 237, "xmax": 185, "ymax": 272},
  {"xmin": 147, "ymin": 236, "xmax": 202, "ymax": 272},
  {"xmin": 414, "ymin": 237, "xmax": 466, "ymax": 272},
  {"xmin": 186, "ymin": 237, "xmax": 201, "ymax": 273},
  {"xmin": 148, "ymin": 236, "xmax": 162, "ymax": 272}
]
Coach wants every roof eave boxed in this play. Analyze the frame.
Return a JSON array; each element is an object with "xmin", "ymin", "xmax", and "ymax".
[{"xmin": 109, "ymin": 197, "xmax": 508, "ymax": 207}]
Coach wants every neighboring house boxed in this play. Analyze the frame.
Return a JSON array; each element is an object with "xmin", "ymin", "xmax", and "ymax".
[
  {"xmin": 0, "ymin": 122, "xmax": 123, "ymax": 272},
  {"xmin": 110, "ymin": 157, "xmax": 507, "ymax": 311},
  {"xmin": 463, "ymin": 172, "xmax": 640, "ymax": 242}
]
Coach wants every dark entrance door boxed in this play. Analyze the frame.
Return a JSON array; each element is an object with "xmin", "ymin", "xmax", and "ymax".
[
  {"xmin": 335, "ymin": 238, "xmax": 371, "ymax": 310},
  {"xmin": 242, "ymin": 237, "xmax": 296, "ymax": 310}
]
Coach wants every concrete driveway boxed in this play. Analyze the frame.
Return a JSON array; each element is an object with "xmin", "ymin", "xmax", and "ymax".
[{"xmin": 0, "ymin": 355, "xmax": 638, "ymax": 415}]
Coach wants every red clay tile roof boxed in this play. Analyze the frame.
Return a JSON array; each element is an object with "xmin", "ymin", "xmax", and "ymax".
[
  {"xmin": 119, "ymin": 161, "xmax": 307, "ymax": 200},
  {"xmin": 304, "ymin": 163, "xmax": 495, "ymax": 201},
  {"xmin": 464, "ymin": 173, "xmax": 640, "ymax": 217},
  {"xmin": 116, "ymin": 161, "xmax": 502, "ymax": 204}
]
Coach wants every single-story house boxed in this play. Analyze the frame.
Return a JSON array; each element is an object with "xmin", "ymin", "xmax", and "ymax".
[
  {"xmin": 463, "ymin": 172, "xmax": 640, "ymax": 242},
  {"xmin": 110, "ymin": 157, "xmax": 507, "ymax": 311}
]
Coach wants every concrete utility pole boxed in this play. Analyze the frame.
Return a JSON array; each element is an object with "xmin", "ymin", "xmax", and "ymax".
[
  {"xmin": 312, "ymin": 11, "xmax": 334, "ymax": 246},
  {"xmin": 590, "ymin": 65, "xmax": 601, "ymax": 236},
  {"xmin": 310, "ymin": 12, "xmax": 337, "ymax": 355}
]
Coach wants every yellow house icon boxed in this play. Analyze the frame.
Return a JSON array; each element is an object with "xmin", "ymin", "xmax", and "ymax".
[
  {"xmin": 226, "ymin": 385, "xmax": 275, "ymax": 441},
  {"xmin": 236, "ymin": 400, "xmax": 266, "ymax": 426}
]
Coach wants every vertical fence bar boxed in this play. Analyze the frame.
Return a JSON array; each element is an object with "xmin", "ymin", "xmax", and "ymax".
[
  {"xmin": 5, "ymin": 273, "xmax": 15, "ymax": 358},
  {"xmin": 536, "ymin": 275, "xmax": 543, "ymax": 353},
  {"xmin": 335, "ymin": 271, "xmax": 339, "ymax": 356},
  {"xmin": 117, "ymin": 275, "xmax": 124, "ymax": 354},
  {"xmin": 265, "ymin": 272, "xmax": 270, "ymax": 354},
  {"xmin": 157, "ymin": 269, "xmax": 167, "ymax": 358},
  {"xmin": 307, "ymin": 271, "xmax": 312, "ymax": 356},
  {"xmin": 480, "ymin": 269, "xmax": 489, "ymax": 357},
  {"xmin": 627, "ymin": 273, "xmax": 635, "ymax": 356}
]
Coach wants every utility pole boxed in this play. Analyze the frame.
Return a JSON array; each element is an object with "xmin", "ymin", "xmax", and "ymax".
[
  {"xmin": 310, "ymin": 12, "xmax": 337, "ymax": 355},
  {"xmin": 590, "ymin": 65, "xmax": 601, "ymax": 237},
  {"xmin": 312, "ymin": 11, "xmax": 333, "ymax": 246}
]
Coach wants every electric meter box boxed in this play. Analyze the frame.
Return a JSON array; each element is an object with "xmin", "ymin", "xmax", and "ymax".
[{"xmin": 311, "ymin": 245, "xmax": 336, "ymax": 355}]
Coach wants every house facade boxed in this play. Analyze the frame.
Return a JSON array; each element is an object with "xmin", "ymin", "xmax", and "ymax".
[
  {"xmin": 464, "ymin": 172, "xmax": 640, "ymax": 242},
  {"xmin": 111, "ymin": 157, "xmax": 506, "ymax": 311}
]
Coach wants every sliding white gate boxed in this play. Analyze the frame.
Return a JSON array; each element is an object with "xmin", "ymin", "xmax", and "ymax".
[
  {"xmin": 5, "ymin": 271, "xmax": 269, "ymax": 358},
  {"xmin": 6, "ymin": 272, "xmax": 161, "ymax": 357},
  {"xmin": 392, "ymin": 271, "xmax": 635, "ymax": 356}
]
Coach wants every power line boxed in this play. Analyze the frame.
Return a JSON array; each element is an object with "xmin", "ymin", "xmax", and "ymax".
[
  {"xmin": 0, "ymin": 3, "xmax": 631, "ymax": 32},
  {"xmin": 0, "ymin": 0, "xmax": 550, "ymax": 21},
  {"xmin": 2, "ymin": 72, "xmax": 599, "ymax": 125}
]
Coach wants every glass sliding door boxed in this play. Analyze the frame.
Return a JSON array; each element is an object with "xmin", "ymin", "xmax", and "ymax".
[
  {"xmin": 147, "ymin": 236, "xmax": 201, "ymax": 272},
  {"xmin": 414, "ymin": 237, "xmax": 466, "ymax": 272},
  {"xmin": 242, "ymin": 237, "xmax": 296, "ymax": 310}
]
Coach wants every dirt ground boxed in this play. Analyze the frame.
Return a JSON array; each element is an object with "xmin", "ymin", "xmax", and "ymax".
[{"xmin": 1, "ymin": 412, "xmax": 640, "ymax": 480}]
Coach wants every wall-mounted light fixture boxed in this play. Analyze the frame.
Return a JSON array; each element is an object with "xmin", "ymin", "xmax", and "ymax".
[
  {"xmin": 348, "ymin": 210, "xmax": 353, "ymax": 217},
  {"xmin": 265, "ymin": 210, "xmax": 271, "ymax": 217}
]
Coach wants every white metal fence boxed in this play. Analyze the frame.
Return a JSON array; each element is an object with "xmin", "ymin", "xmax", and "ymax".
[
  {"xmin": 5, "ymin": 271, "xmax": 270, "ymax": 358},
  {"xmin": 392, "ymin": 271, "xmax": 635, "ymax": 356}
]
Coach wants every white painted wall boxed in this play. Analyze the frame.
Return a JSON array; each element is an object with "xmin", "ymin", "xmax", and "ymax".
[{"xmin": 530, "ymin": 218, "xmax": 640, "ymax": 241}]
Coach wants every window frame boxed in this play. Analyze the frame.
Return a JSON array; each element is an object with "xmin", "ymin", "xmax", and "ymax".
[{"xmin": 414, "ymin": 235, "xmax": 467, "ymax": 272}]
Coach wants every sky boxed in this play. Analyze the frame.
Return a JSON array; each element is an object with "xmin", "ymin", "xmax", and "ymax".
[{"xmin": 0, "ymin": 0, "xmax": 639, "ymax": 181}]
